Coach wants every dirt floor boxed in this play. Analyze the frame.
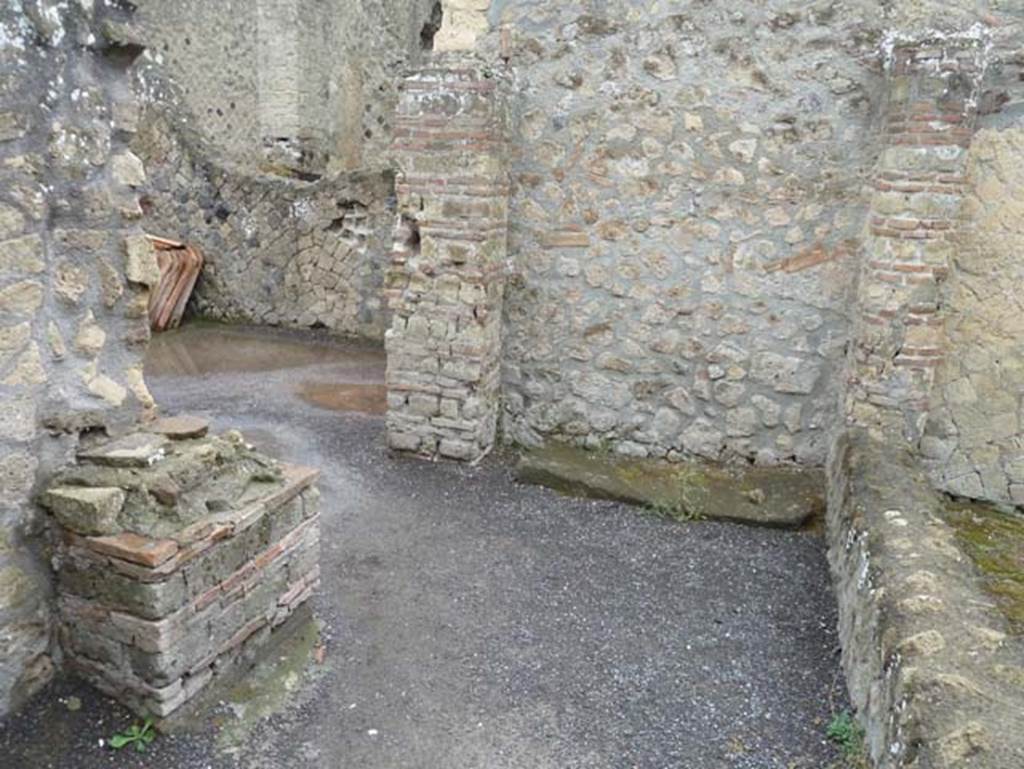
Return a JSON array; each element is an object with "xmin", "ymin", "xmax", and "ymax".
[{"xmin": 0, "ymin": 323, "xmax": 849, "ymax": 769}]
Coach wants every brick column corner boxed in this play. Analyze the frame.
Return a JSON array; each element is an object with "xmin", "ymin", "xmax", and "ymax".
[
  {"xmin": 384, "ymin": 62, "xmax": 510, "ymax": 462},
  {"xmin": 845, "ymin": 32, "xmax": 988, "ymax": 439}
]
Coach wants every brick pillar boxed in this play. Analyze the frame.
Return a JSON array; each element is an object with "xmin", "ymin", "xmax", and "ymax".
[
  {"xmin": 385, "ymin": 64, "xmax": 509, "ymax": 462},
  {"xmin": 846, "ymin": 35, "xmax": 987, "ymax": 438}
]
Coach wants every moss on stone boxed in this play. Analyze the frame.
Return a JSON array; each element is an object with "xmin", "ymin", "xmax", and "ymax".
[
  {"xmin": 213, "ymin": 611, "xmax": 323, "ymax": 750},
  {"xmin": 517, "ymin": 442, "xmax": 825, "ymax": 528},
  {"xmin": 945, "ymin": 499, "xmax": 1024, "ymax": 635}
]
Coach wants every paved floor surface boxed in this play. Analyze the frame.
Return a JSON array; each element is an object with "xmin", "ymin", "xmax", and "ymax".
[{"xmin": 1, "ymin": 323, "xmax": 848, "ymax": 769}]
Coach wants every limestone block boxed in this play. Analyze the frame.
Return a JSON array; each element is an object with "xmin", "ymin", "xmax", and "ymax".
[
  {"xmin": 74, "ymin": 312, "xmax": 107, "ymax": 357},
  {"xmin": 434, "ymin": 1, "xmax": 491, "ymax": 52},
  {"xmin": 0, "ymin": 322, "xmax": 31, "ymax": 356},
  {"xmin": 54, "ymin": 261, "xmax": 88, "ymax": 304},
  {"xmin": 0, "ymin": 206, "xmax": 26, "ymax": 240},
  {"xmin": 0, "ymin": 452, "xmax": 37, "ymax": 499},
  {"xmin": 750, "ymin": 352, "xmax": 820, "ymax": 395},
  {"xmin": 84, "ymin": 371, "xmax": 128, "ymax": 407},
  {"xmin": 0, "ymin": 396, "xmax": 36, "ymax": 442},
  {"xmin": 0, "ymin": 235, "xmax": 44, "ymax": 274},
  {"xmin": 0, "ymin": 281, "xmax": 43, "ymax": 316},
  {"xmin": 42, "ymin": 487, "xmax": 126, "ymax": 536},
  {"xmin": 124, "ymin": 235, "xmax": 160, "ymax": 287},
  {"xmin": 2, "ymin": 344, "xmax": 46, "ymax": 386},
  {"xmin": 110, "ymin": 151, "xmax": 146, "ymax": 187},
  {"xmin": 46, "ymin": 321, "xmax": 67, "ymax": 359}
]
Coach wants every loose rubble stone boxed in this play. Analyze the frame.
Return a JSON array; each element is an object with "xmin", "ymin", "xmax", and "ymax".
[
  {"xmin": 42, "ymin": 487, "xmax": 127, "ymax": 537},
  {"xmin": 147, "ymin": 415, "xmax": 210, "ymax": 440},
  {"xmin": 77, "ymin": 432, "xmax": 169, "ymax": 468}
]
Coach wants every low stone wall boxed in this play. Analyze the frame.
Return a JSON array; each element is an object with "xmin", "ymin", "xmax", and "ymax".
[
  {"xmin": 40, "ymin": 419, "xmax": 320, "ymax": 719},
  {"xmin": 827, "ymin": 429, "xmax": 1024, "ymax": 768}
]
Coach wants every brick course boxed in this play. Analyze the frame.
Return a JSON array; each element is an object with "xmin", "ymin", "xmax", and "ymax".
[
  {"xmin": 385, "ymin": 63, "xmax": 510, "ymax": 462},
  {"xmin": 41, "ymin": 425, "xmax": 321, "ymax": 719}
]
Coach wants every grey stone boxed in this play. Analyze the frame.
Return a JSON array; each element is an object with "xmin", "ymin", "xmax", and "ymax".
[
  {"xmin": 41, "ymin": 487, "xmax": 126, "ymax": 536},
  {"xmin": 517, "ymin": 441, "xmax": 823, "ymax": 529}
]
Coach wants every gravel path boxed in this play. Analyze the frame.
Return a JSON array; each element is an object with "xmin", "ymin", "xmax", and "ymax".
[{"xmin": 1, "ymin": 324, "xmax": 848, "ymax": 769}]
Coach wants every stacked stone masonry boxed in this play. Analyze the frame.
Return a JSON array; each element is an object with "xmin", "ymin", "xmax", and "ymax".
[
  {"xmin": 134, "ymin": 112, "xmax": 396, "ymax": 339},
  {"xmin": 846, "ymin": 34, "xmax": 987, "ymax": 440},
  {"xmin": 385, "ymin": 64, "xmax": 510, "ymax": 461},
  {"xmin": 922, "ymin": 49, "xmax": 1024, "ymax": 507},
  {"xmin": 0, "ymin": 1, "xmax": 157, "ymax": 718},
  {"xmin": 40, "ymin": 420, "xmax": 321, "ymax": 719},
  {"xmin": 497, "ymin": 1, "xmax": 876, "ymax": 466}
]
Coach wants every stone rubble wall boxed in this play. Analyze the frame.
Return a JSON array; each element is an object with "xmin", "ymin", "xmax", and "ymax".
[
  {"xmin": 129, "ymin": 0, "xmax": 1024, "ymax": 499},
  {"xmin": 827, "ymin": 429, "xmax": 1024, "ymax": 768},
  {"xmin": 130, "ymin": 0, "xmax": 446, "ymax": 337},
  {"xmin": 496, "ymin": 0, "xmax": 880, "ymax": 466},
  {"xmin": 0, "ymin": 0, "xmax": 157, "ymax": 718},
  {"xmin": 133, "ymin": 114, "xmax": 396, "ymax": 339},
  {"xmin": 385, "ymin": 63, "xmax": 509, "ymax": 461},
  {"xmin": 922, "ymin": 48, "xmax": 1024, "ymax": 507}
]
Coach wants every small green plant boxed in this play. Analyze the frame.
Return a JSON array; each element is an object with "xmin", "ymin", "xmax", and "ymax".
[
  {"xmin": 650, "ymin": 498, "xmax": 705, "ymax": 523},
  {"xmin": 649, "ymin": 466, "xmax": 709, "ymax": 522},
  {"xmin": 827, "ymin": 711, "xmax": 868, "ymax": 767},
  {"xmin": 109, "ymin": 717, "xmax": 157, "ymax": 753}
]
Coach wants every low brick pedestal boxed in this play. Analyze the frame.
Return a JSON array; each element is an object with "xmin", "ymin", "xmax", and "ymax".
[{"xmin": 40, "ymin": 418, "xmax": 321, "ymax": 718}]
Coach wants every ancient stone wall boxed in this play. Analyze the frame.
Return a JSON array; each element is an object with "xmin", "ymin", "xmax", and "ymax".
[
  {"xmin": 131, "ymin": 0, "xmax": 446, "ymax": 337},
  {"xmin": 133, "ymin": 115, "xmax": 395, "ymax": 338},
  {"xmin": 922, "ymin": 46, "xmax": 1024, "ymax": 506},
  {"xmin": 135, "ymin": 0, "xmax": 443, "ymax": 175},
  {"xmin": 41, "ymin": 424, "xmax": 320, "ymax": 719},
  {"xmin": 0, "ymin": 0, "xmax": 155, "ymax": 718},
  {"xmin": 845, "ymin": 32, "xmax": 987, "ymax": 439},
  {"xmin": 497, "ymin": 1, "xmax": 879, "ymax": 466},
  {"xmin": 828, "ymin": 429, "xmax": 1024, "ymax": 768}
]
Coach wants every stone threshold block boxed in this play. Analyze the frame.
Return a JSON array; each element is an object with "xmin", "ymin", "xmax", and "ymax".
[
  {"xmin": 517, "ymin": 442, "xmax": 824, "ymax": 529},
  {"xmin": 39, "ymin": 417, "xmax": 321, "ymax": 719}
]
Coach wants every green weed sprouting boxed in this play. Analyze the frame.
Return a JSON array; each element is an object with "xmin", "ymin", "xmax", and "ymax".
[{"xmin": 109, "ymin": 717, "xmax": 157, "ymax": 753}]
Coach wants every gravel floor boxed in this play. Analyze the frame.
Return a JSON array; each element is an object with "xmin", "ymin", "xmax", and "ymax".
[{"xmin": 0, "ymin": 324, "xmax": 849, "ymax": 769}]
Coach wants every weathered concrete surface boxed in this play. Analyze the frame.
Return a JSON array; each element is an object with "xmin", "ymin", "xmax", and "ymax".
[
  {"xmin": 827, "ymin": 429, "xmax": 1024, "ymax": 768},
  {"xmin": 1, "ymin": 324, "xmax": 847, "ymax": 767},
  {"xmin": 517, "ymin": 442, "xmax": 824, "ymax": 529}
]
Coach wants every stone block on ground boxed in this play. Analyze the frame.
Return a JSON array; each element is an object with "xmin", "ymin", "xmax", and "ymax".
[
  {"xmin": 39, "ymin": 416, "xmax": 321, "ymax": 720},
  {"xmin": 516, "ymin": 442, "xmax": 824, "ymax": 529}
]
